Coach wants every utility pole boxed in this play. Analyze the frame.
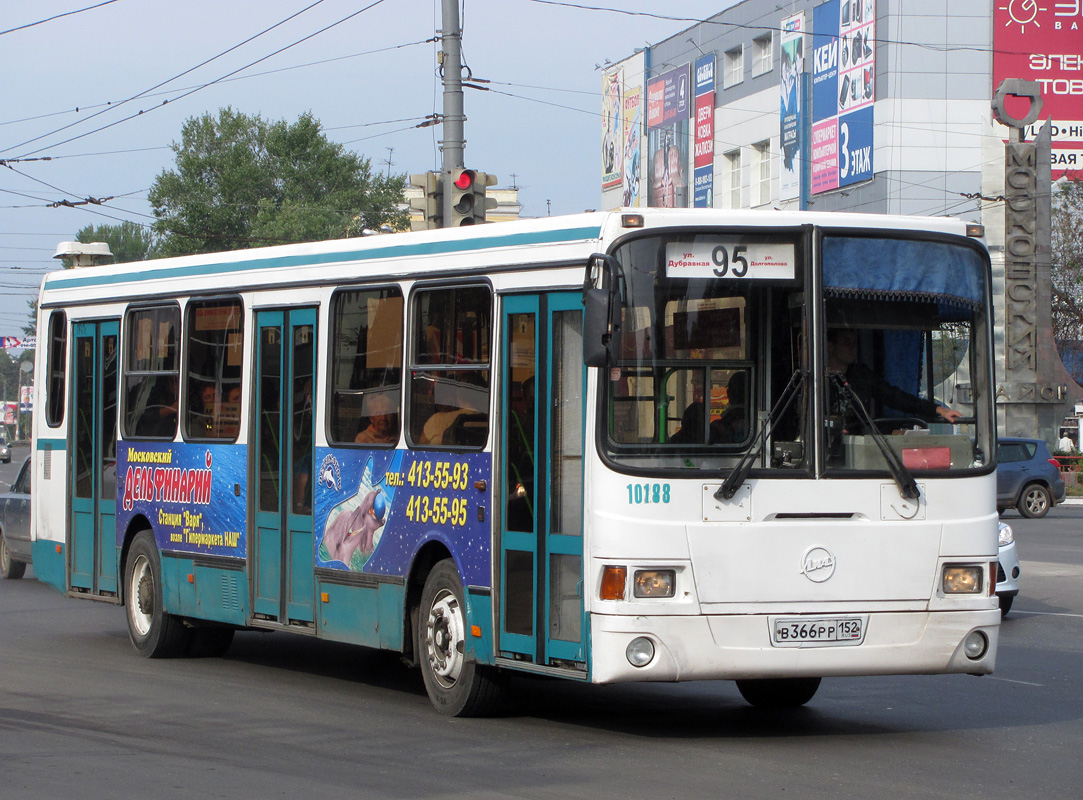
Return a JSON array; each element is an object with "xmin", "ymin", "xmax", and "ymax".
[{"xmin": 440, "ymin": 0, "xmax": 465, "ymax": 227}]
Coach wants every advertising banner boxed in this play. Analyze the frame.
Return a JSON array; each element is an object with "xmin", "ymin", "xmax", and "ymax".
[
  {"xmin": 648, "ymin": 64, "xmax": 692, "ymax": 207},
  {"xmin": 812, "ymin": 0, "xmax": 875, "ymax": 194},
  {"xmin": 780, "ymin": 12, "xmax": 805, "ymax": 201},
  {"xmin": 313, "ymin": 449, "xmax": 492, "ymax": 586},
  {"xmin": 623, "ymin": 86, "xmax": 643, "ymax": 206},
  {"xmin": 994, "ymin": 3, "xmax": 1083, "ymax": 178},
  {"xmin": 694, "ymin": 55, "xmax": 715, "ymax": 208},
  {"xmin": 1, "ymin": 337, "xmax": 35, "ymax": 349},
  {"xmin": 602, "ymin": 68, "xmax": 624, "ymax": 189},
  {"xmin": 118, "ymin": 443, "xmax": 247, "ymax": 558}
]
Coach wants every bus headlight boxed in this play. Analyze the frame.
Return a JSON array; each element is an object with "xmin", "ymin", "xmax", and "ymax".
[
  {"xmin": 633, "ymin": 569, "xmax": 675, "ymax": 598},
  {"xmin": 942, "ymin": 565, "xmax": 983, "ymax": 594},
  {"xmin": 626, "ymin": 637, "xmax": 655, "ymax": 667}
]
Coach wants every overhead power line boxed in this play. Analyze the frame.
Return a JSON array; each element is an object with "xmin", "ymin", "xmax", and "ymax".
[
  {"xmin": 2, "ymin": 0, "xmax": 334, "ymax": 158},
  {"xmin": 0, "ymin": 0, "xmax": 118, "ymax": 36}
]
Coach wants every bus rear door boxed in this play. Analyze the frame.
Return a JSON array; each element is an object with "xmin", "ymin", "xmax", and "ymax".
[
  {"xmin": 252, "ymin": 308, "xmax": 317, "ymax": 627},
  {"xmin": 70, "ymin": 319, "xmax": 120, "ymax": 597}
]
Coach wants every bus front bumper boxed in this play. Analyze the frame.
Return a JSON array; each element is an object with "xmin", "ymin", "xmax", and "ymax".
[{"xmin": 588, "ymin": 609, "xmax": 1000, "ymax": 684}]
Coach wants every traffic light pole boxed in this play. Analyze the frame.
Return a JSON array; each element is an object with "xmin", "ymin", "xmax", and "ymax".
[{"xmin": 440, "ymin": 0, "xmax": 465, "ymax": 228}]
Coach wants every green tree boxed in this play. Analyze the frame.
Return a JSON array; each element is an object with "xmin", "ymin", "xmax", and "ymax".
[
  {"xmin": 72, "ymin": 221, "xmax": 157, "ymax": 264},
  {"xmin": 149, "ymin": 108, "xmax": 408, "ymax": 257}
]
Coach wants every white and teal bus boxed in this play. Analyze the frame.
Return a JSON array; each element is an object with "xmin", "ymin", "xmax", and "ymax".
[{"xmin": 30, "ymin": 208, "xmax": 999, "ymax": 715}]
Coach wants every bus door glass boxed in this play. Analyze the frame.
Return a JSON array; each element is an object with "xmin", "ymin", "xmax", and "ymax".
[
  {"xmin": 253, "ymin": 308, "xmax": 317, "ymax": 626},
  {"xmin": 500, "ymin": 292, "xmax": 586, "ymax": 668},
  {"xmin": 70, "ymin": 319, "xmax": 120, "ymax": 595}
]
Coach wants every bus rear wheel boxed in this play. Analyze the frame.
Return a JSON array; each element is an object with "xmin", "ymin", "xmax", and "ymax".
[
  {"xmin": 736, "ymin": 677, "xmax": 821, "ymax": 709},
  {"xmin": 417, "ymin": 559, "xmax": 502, "ymax": 717},
  {"xmin": 125, "ymin": 531, "xmax": 191, "ymax": 658}
]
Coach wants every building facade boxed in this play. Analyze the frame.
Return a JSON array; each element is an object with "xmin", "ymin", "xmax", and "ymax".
[{"xmin": 602, "ymin": 0, "xmax": 1083, "ymax": 444}]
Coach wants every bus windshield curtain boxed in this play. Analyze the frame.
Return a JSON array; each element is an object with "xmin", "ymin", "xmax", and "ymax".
[{"xmin": 822, "ymin": 236, "xmax": 984, "ymax": 316}]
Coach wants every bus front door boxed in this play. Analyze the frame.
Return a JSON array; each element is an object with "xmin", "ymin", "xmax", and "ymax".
[
  {"xmin": 70, "ymin": 320, "xmax": 120, "ymax": 597},
  {"xmin": 499, "ymin": 292, "xmax": 586, "ymax": 670},
  {"xmin": 252, "ymin": 309, "xmax": 317, "ymax": 627}
]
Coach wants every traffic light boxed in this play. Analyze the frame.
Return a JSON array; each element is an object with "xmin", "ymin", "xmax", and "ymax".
[
  {"xmin": 448, "ymin": 169, "xmax": 499, "ymax": 225},
  {"xmin": 472, "ymin": 171, "xmax": 499, "ymax": 223},
  {"xmin": 409, "ymin": 171, "xmax": 442, "ymax": 230},
  {"xmin": 449, "ymin": 168, "xmax": 478, "ymax": 226}
]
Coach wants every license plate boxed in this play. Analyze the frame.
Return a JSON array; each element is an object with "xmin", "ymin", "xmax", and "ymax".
[{"xmin": 770, "ymin": 616, "xmax": 867, "ymax": 647}]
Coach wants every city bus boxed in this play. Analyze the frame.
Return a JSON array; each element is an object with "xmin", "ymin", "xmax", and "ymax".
[{"xmin": 30, "ymin": 208, "xmax": 1000, "ymax": 715}]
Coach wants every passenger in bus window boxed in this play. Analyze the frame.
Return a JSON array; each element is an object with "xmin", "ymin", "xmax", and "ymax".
[
  {"xmin": 826, "ymin": 328, "xmax": 961, "ymax": 427},
  {"xmin": 354, "ymin": 394, "xmax": 397, "ymax": 444},
  {"xmin": 194, "ymin": 382, "xmax": 218, "ymax": 436},
  {"xmin": 712, "ymin": 372, "xmax": 749, "ymax": 444},
  {"xmin": 219, "ymin": 384, "xmax": 241, "ymax": 438},
  {"xmin": 669, "ymin": 372, "xmax": 705, "ymax": 444}
]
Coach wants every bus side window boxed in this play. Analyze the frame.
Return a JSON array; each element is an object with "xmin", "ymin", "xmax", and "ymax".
[
  {"xmin": 408, "ymin": 286, "xmax": 491, "ymax": 448},
  {"xmin": 183, "ymin": 299, "xmax": 244, "ymax": 441},
  {"xmin": 123, "ymin": 306, "xmax": 180, "ymax": 439},
  {"xmin": 46, "ymin": 310, "xmax": 67, "ymax": 427},
  {"xmin": 329, "ymin": 287, "xmax": 404, "ymax": 445}
]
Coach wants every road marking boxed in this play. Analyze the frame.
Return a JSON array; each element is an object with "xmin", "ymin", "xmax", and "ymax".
[
  {"xmin": 989, "ymin": 676, "xmax": 1044, "ymax": 687},
  {"xmin": 1010, "ymin": 610, "xmax": 1083, "ymax": 619}
]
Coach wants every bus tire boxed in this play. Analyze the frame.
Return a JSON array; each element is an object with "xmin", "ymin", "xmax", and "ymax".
[
  {"xmin": 0, "ymin": 532, "xmax": 27, "ymax": 580},
  {"xmin": 736, "ymin": 677, "xmax": 821, "ymax": 708},
  {"xmin": 124, "ymin": 531, "xmax": 191, "ymax": 658},
  {"xmin": 417, "ymin": 559, "xmax": 502, "ymax": 717},
  {"xmin": 187, "ymin": 626, "xmax": 235, "ymax": 658}
]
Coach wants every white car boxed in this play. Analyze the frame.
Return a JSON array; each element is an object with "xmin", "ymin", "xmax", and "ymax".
[{"xmin": 997, "ymin": 521, "xmax": 1020, "ymax": 616}]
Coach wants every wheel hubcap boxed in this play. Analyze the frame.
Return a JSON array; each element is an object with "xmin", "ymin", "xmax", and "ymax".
[
  {"xmin": 425, "ymin": 589, "xmax": 464, "ymax": 689},
  {"xmin": 128, "ymin": 555, "xmax": 153, "ymax": 637},
  {"xmin": 1026, "ymin": 490, "xmax": 1047, "ymax": 514}
]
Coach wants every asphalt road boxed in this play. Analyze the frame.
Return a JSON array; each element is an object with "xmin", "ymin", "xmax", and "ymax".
[{"xmin": 2, "ymin": 457, "xmax": 1081, "ymax": 799}]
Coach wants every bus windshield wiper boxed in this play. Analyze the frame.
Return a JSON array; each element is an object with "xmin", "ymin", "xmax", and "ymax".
[
  {"xmin": 715, "ymin": 369, "xmax": 806, "ymax": 501},
  {"xmin": 829, "ymin": 373, "xmax": 920, "ymax": 501}
]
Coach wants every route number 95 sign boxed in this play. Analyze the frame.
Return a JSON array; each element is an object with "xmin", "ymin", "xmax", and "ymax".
[{"xmin": 665, "ymin": 240, "xmax": 796, "ymax": 280}]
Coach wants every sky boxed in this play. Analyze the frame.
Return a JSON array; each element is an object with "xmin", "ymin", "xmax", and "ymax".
[{"xmin": 0, "ymin": 0, "xmax": 734, "ymax": 339}]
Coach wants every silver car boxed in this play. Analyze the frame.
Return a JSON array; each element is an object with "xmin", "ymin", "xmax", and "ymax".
[
  {"xmin": 997, "ymin": 521, "xmax": 1020, "ymax": 617},
  {"xmin": 0, "ymin": 456, "xmax": 31, "ymax": 580},
  {"xmin": 0, "ymin": 436, "xmax": 10, "ymax": 464}
]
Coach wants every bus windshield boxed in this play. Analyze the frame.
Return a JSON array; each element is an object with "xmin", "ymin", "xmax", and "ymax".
[{"xmin": 600, "ymin": 230, "xmax": 993, "ymax": 477}]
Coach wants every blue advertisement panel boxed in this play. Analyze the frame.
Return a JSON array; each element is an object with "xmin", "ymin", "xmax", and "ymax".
[
  {"xmin": 647, "ymin": 63, "xmax": 691, "ymax": 208},
  {"xmin": 693, "ymin": 165, "xmax": 713, "ymax": 207},
  {"xmin": 811, "ymin": 0, "xmax": 839, "ymax": 127},
  {"xmin": 118, "ymin": 443, "xmax": 247, "ymax": 556},
  {"xmin": 811, "ymin": 0, "xmax": 875, "ymax": 194},
  {"xmin": 780, "ymin": 12, "xmax": 805, "ymax": 201},
  {"xmin": 838, "ymin": 106, "xmax": 874, "ymax": 186},
  {"xmin": 313, "ymin": 448, "xmax": 493, "ymax": 588}
]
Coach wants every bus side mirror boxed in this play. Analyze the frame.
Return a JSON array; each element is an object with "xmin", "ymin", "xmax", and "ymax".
[
  {"xmin": 582, "ymin": 253, "xmax": 623, "ymax": 368},
  {"xmin": 583, "ymin": 287, "xmax": 616, "ymax": 367}
]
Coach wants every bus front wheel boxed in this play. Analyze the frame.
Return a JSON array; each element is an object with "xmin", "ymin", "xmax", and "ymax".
[
  {"xmin": 124, "ymin": 531, "xmax": 191, "ymax": 658},
  {"xmin": 417, "ymin": 559, "xmax": 502, "ymax": 717},
  {"xmin": 736, "ymin": 677, "xmax": 821, "ymax": 708}
]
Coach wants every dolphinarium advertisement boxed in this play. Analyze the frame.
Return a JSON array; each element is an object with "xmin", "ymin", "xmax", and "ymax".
[
  {"xmin": 117, "ymin": 442, "xmax": 247, "ymax": 556},
  {"xmin": 313, "ymin": 448, "xmax": 492, "ymax": 588}
]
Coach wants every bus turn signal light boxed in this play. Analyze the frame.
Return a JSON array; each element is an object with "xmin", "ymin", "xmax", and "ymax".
[{"xmin": 600, "ymin": 566, "xmax": 627, "ymax": 600}]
